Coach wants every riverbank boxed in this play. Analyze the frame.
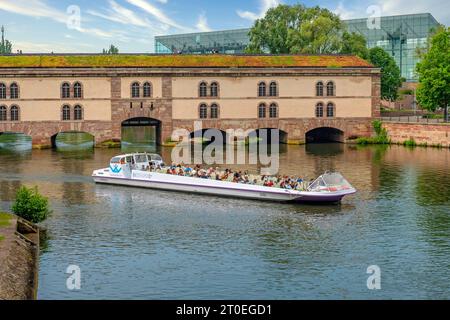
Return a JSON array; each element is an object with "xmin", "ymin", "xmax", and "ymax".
[{"xmin": 0, "ymin": 213, "xmax": 40, "ymax": 300}]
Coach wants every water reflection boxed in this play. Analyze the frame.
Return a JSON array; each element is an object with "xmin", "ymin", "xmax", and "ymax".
[
  {"xmin": 0, "ymin": 142, "xmax": 449, "ymax": 299},
  {"xmin": 0, "ymin": 133, "xmax": 32, "ymax": 151},
  {"xmin": 54, "ymin": 132, "xmax": 94, "ymax": 150}
]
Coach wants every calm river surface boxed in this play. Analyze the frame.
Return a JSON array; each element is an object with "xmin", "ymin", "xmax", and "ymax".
[{"xmin": 0, "ymin": 141, "xmax": 449, "ymax": 299}]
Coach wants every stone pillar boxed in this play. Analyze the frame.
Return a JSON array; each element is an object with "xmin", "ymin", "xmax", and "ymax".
[
  {"xmin": 110, "ymin": 76, "xmax": 123, "ymax": 141},
  {"xmin": 372, "ymin": 73, "xmax": 381, "ymax": 118},
  {"xmin": 159, "ymin": 76, "xmax": 173, "ymax": 145}
]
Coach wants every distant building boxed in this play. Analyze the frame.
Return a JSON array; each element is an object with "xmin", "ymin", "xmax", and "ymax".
[{"xmin": 155, "ymin": 13, "xmax": 440, "ymax": 81}]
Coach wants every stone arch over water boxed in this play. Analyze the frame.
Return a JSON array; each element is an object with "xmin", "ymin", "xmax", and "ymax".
[{"xmin": 305, "ymin": 127, "xmax": 344, "ymax": 143}]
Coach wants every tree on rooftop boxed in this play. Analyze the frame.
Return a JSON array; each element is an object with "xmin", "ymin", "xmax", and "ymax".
[
  {"xmin": 102, "ymin": 44, "xmax": 119, "ymax": 55},
  {"xmin": 0, "ymin": 26, "xmax": 12, "ymax": 54},
  {"xmin": 416, "ymin": 26, "xmax": 450, "ymax": 122},
  {"xmin": 368, "ymin": 47, "xmax": 403, "ymax": 102},
  {"xmin": 245, "ymin": 4, "xmax": 368, "ymax": 59}
]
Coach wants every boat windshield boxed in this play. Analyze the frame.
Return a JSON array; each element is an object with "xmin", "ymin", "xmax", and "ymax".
[
  {"xmin": 134, "ymin": 154, "xmax": 148, "ymax": 163},
  {"xmin": 308, "ymin": 172, "xmax": 354, "ymax": 192},
  {"xmin": 110, "ymin": 157, "xmax": 122, "ymax": 164}
]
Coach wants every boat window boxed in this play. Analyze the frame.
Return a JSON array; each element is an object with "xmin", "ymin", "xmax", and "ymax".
[
  {"xmin": 110, "ymin": 157, "xmax": 121, "ymax": 164},
  {"xmin": 135, "ymin": 155, "xmax": 148, "ymax": 163},
  {"xmin": 151, "ymin": 155, "xmax": 162, "ymax": 161},
  {"xmin": 126, "ymin": 156, "xmax": 134, "ymax": 164}
]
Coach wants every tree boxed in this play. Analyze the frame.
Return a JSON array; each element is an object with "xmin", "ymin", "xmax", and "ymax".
[
  {"xmin": 416, "ymin": 26, "xmax": 450, "ymax": 122},
  {"xmin": 12, "ymin": 186, "xmax": 51, "ymax": 224},
  {"xmin": 368, "ymin": 47, "xmax": 403, "ymax": 102},
  {"xmin": 102, "ymin": 44, "xmax": 119, "ymax": 55},
  {"xmin": 0, "ymin": 25, "xmax": 12, "ymax": 54},
  {"xmin": 245, "ymin": 4, "xmax": 368, "ymax": 58}
]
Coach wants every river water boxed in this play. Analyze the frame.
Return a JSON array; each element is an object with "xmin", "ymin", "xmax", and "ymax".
[{"xmin": 0, "ymin": 135, "xmax": 449, "ymax": 299}]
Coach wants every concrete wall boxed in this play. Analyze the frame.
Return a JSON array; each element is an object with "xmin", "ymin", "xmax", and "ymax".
[{"xmin": 383, "ymin": 122, "xmax": 450, "ymax": 147}]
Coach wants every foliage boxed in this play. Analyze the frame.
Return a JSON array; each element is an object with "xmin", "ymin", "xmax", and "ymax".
[
  {"xmin": 12, "ymin": 186, "xmax": 51, "ymax": 224},
  {"xmin": 416, "ymin": 26, "xmax": 450, "ymax": 121},
  {"xmin": 245, "ymin": 4, "xmax": 368, "ymax": 58},
  {"xmin": 0, "ymin": 54, "xmax": 371, "ymax": 68},
  {"xmin": 403, "ymin": 139, "xmax": 417, "ymax": 147},
  {"xmin": 0, "ymin": 26, "xmax": 12, "ymax": 54},
  {"xmin": 368, "ymin": 47, "xmax": 403, "ymax": 102},
  {"xmin": 102, "ymin": 44, "xmax": 119, "ymax": 55},
  {"xmin": 357, "ymin": 120, "xmax": 390, "ymax": 145}
]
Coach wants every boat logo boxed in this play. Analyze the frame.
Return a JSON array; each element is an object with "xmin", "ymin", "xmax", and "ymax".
[{"xmin": 110, "ymin": 164, "xmax": 122, "ymax": 174}]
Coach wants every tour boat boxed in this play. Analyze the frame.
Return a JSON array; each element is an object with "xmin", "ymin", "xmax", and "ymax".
[{"xmin": 92, "ymin": 153, "xmax": 357, "ymax": 203}]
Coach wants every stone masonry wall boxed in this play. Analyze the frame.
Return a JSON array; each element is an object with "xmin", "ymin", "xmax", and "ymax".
[{"xmin": 383, "ymin": 122, "xmax": 450, "ymax": 147}]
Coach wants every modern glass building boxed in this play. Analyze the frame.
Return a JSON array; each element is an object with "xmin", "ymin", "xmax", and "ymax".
[
  {"xmin": 346, "ymin": 13, "xmax": 439, "ymax": 81},
  {"xmin": 155, "ymin": 28, "xmax": 250, "ymax": 54},
  {"xmin": 155, "ymin": 13, "xmax": 440, "ymax": 81}
]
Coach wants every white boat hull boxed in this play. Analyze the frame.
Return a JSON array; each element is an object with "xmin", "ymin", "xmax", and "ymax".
[{"xmin": 92, "ymin": 169, "xmax": 356, "ymax": 203}]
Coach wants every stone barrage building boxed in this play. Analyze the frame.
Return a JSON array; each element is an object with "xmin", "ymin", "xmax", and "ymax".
[{"xmin": 0, "ymin": 54, "xmax": 380, "ymax": 146}]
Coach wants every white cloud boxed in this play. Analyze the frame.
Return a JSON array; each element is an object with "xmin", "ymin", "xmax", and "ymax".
[
  {"xmin": 196, "ymin": 13, "xmax": 212, "ymax": 32},
  {"xmin": 376, "ymin": 0, "xmax": 449, "ymax": 24},
  {"xmin": 237, "ymin": 0, "xmax": 280, "ymax": 21},
  {"xmin": 13, "ymin": 40, "xmax": 95, "ymax": 53},
  {"xmin": 0, "ymin": 0, "xmax": 116, "ymax": 39},
  {"xmin": 125, "ymin": 0, "xmax": 192, "ymax": 31},
  {"xmin": 333, "ymin": 2, "xmax": 357, "ymax": 20},
  {"xmin": 87, "ymin": 0, "xmax": 151, "ymax": 28}
]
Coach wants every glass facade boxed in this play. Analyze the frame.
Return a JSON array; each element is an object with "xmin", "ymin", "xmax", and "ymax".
[
  {"xmin": 346, "ymin": 13, "xmax": 439, "ymax": 81},
  {"xmin": 155, "ymin": 28, "xmax": 250, "ymax": 54},
  {"xmin": 155, "ymin": 13, "xmax": 440, "ymax": 82}
]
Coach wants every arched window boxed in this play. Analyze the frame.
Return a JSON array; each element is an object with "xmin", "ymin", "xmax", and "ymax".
[
  {"xmin": 316, "ymin": 81, "xmax": 324, "ymax": 97},
  {"xmin": 74, "ymin": 105, "xmax": 83, "ymax": 120},
  {"xmin": 62, "ymin": 105, "xmax": 71, "ymax": 121},
  {"xmin": 316, "ymin": 103, "xmax": 324, "ymax": 118},
  {"xmin": 269, "ymin": 103, "xmax": 278, "ymax": 118},
  {"xmin": 210, "ymin": 82, "xmax": 219, "ymax": 97},
  {"xmin": 327, "ymin": 81, "xmax": 335, "ymax": 97},
  {"xmin": 199, "ymin": 104, "xmax": 208, "ymax": 119},
  {"xmin": 143, "ymin": 82, "xmax": 152, "ymax": 98},
  {"xmin": 10, "ymin": 105, "xmax": 19, "ymax": 121},
  {"xmin": 10, "ymin": 83, "xmax": 19, "ymax": 99},
  {"xmin": 210, "ymin": 103, "xmax": 219, "ymax": 119},
  {"xmin": 61, "ymin": 82, "xmax": 70, "ymax": 98},
  {"xmin": 269, "ymin": 81, "xmax": 278, "ymax": 97},
  {"xmin": 258, "ymin": 82, "xmax": 266, "ymax": 97},
  {"xmin": 258, "ymin": 103, "xmax": 267, "ymax": 118},
  {"xmin": 0, "ymin": 83, "xmax": 6, "ymax": 99},
  {"xmin": 199, "ymin": 82, "xmax": 208, "ymax": 97},
  {"xmin": 327, "ymin": 103, "xmax": 335, "ymax": 118},
  {"xmin": 73, "ymin": 82, "xmax": 83, "ymax": 98},
  {"xmin": 0, "ymin": 105, "xmax": 6, "ymax": 121},
  {"xmin": 131, "ymin": 82, "xmax": 140, "ymax": 98}
]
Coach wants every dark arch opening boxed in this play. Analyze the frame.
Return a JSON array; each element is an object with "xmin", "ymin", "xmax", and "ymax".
[
  {"xmin": 306, "ymin": 127, "xmax": 344, "ymax": 143},
  {"xmin": 0, "ymin": 132, "xmax": 32, "ymax": 151},
  {"xmin": 51, "ymin": 131, "xmax": 95, "ymax": 149},
  {"xmin": 121, "ymin": 117, "xmax": 162, "ymax": 146},
  {"xmin": 189, "ymin": 128, "xmax": 228, "ymax": 145},
  {"xmin": 249, "ymin": 128, "xmax": 288, "ymax": 144}
]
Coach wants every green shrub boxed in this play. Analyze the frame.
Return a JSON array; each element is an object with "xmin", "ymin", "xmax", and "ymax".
[
  {"xmin": 357, "ymin": 121, "xmax": 390, "ymax": 145},
  {"xmin": 12, "ymin": 186, "xmax": 51, "ymax": 223},
  {"xmin": 403, "ymin": 139, "xmax": 417, "ymax": 147}
]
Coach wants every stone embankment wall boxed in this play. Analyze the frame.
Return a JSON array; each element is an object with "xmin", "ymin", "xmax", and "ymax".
[
  {"xmin": 383, "ymin": 122, "xmax": 450, "ymax": 148},
  {"xmin": 0, "ymin": 215, "xmax": 40, "ymax": 300}
]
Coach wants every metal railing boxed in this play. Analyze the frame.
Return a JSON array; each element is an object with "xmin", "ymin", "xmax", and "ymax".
[{"xmin": 381, "ymin": 116, "xmax": 448, "ymax": 124}]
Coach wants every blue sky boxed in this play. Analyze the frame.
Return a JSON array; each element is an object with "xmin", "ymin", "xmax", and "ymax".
[{"xmin": 0, "ymin": 0, "xmax": 448, "ymax": 53}]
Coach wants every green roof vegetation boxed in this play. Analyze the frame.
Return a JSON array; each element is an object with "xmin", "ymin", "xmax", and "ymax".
[{"xmin": 0, "ymin": 54, "xmax": 373, "ymax": 68}]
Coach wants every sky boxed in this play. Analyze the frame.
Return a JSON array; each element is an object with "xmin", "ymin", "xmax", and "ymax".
[{"xmin": 0, "ymin": 0, "xmax": 448, "ymax": 53}]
